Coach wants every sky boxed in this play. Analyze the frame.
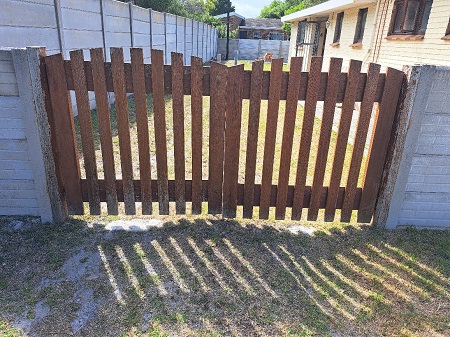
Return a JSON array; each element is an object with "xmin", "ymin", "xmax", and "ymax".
[{"xmin": 232, "ymin": 0, "xmax": 273, "ymax": 18}]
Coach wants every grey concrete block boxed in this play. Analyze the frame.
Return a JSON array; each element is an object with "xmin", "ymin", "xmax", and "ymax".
[
  {"xmin": 132, "ymin": 20, "xmax": 150, "ymax": 35},
  {"xmin": 0, "ymin": 26, "xmax": 60, "ymax": 51},
  {"xmin": 62, "ymin": 8, "xmax": 102, "ymax": 31},
  {"xmin": 64, "ymin": 30, "xmax": 104, "ymax": 49},
  {"xmin": 0, "ymin": 0, "xmax": 57, "ymax": 28},
  {"xmin": 130, "ymin": 4, "xmax": 149, "ymax": 22},
  {"xmin": 103, "ymin": 0, "xmax": 129, "ymax": 17}
]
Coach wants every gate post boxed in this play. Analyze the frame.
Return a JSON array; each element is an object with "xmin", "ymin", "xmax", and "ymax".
[
  {"xmin": 11, "ymin": 47, "xmax": 65, "ymax": 223},
  {"xmin": 373, "ymin": 65, "xmax": 429, "ymax": 228}
]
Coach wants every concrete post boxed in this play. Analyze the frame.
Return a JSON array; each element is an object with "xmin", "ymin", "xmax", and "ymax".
[
  {"xmin": 164, "ymin": 13, "xmax": 168, "ymax": 64},
  {"xmin": 11, "ymin": 47, "xmax": 65, "ymax": 223},
  {"xmin": 100, "ymin": 0, "xmax": 108, "ymax": 60},
  {"xmin": 149, "ymin": 8, "xmax": 153, "ymax": 52},
  {"xmin": 129, "ymin": 2, "xmax": 134, "ymax": 47},
  {"xmin": 53, "ymin": 0, "xmax": 66, "ymax": 57},
  {"xmin": 183, "ymin": 17, "xmax": 187, "ymax": 60},
  {"xmin": 375, "ymin": 66, "xmax": 436, "ymax": 228}
]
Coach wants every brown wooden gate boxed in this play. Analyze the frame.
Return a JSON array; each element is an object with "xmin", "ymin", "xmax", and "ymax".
[{"xmin": 41, "ymin": 47, "xmax": 404, "ymax": 223}]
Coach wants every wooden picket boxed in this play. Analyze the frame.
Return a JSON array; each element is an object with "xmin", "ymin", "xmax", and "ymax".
[{"xmin": 42, "ymin": 47, "xmax": 405, "ymax": 223}]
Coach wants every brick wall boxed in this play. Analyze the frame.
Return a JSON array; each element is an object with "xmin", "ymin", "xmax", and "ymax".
[
  {"xmin": 385, "ymin": 66, "xmax": 450, "ymax": 228},
  {"xmin": 218, "ymin": 15, "xmax": 243, "ymax": 31}
]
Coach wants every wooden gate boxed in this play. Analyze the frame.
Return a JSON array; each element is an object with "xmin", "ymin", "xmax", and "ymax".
[{"xmin": 41, "ymin": 47, "xmax": 405, "ymax": 222}]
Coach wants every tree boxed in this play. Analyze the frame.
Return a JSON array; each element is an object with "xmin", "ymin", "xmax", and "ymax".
[
  {"xmin": 182, "ymin": 0, "xmax": 206, "ymax": 15},
  {"xmin": 205, "ymin": 0, "xmax": 235, "ymax": 16},
  {"xmin": 127, "ymin": 0, "xmax": 188, "ymax": 16},
  {"xmin": 259, "ymin": 0, "xmax": 288, "ymax": 18},
  {"xmin": 259, "ymin": 0, "xmax": 326, "ymax": 19}
]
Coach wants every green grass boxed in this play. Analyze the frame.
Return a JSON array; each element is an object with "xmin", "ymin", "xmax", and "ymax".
[
  {"xmin": 223, "ymin": 59, "xmax": 290, "ymax": 71},
  {"xmin": 0, "ymin": 321, "xmax": 24, "ymax": 337},
  {"xmin": 0, "ymin": 217, "xmax": 449, "ymax": 336}
]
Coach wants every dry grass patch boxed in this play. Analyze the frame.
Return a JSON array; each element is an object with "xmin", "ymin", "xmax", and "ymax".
[{"xmin": 0, "ymin": 216, "xmax": 449, "ymax": 337}]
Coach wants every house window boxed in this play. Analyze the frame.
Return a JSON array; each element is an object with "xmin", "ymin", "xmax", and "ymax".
[
  {"xmin": 333, "ymin": 12, "xmax": 344, "ymax": 43},
  {"xmin": 269, "ymin": 32, "xmax": 284, "ymax": 40},
  {"xmin": 353, "ymin": 8, "xmax": 368, "ymax": 44},
  {"xmin": 389, "ymin": 0, "xmax": 433, "ymax": 35},
  {"xmin": 253, "ymin": 32, "xmax": 262, "ymax": 39}
]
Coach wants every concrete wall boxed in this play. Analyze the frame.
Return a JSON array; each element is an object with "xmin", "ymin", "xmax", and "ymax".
[
  {"xmin": 0, "ymin": 48, "xmax": 62, "ymax": 222},
  {"xmin": 0, "ymin": 0, "xmax": 218, "ymax": 63},
  {"xmin": 218, "ymin": 38, "xmax": 290, "ymax": 61},
  {"xmin": 0, "ymin": 0, "xmax": 61, "ymax": 55},
  {"xmin": 384, "ymin": 66, "xmax": 450, "ymax": 228}
]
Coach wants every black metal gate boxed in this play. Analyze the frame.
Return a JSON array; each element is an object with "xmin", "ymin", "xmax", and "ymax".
[{"xmin": 296, "ymin": 21, "xmax": 321, "ymax": 58}]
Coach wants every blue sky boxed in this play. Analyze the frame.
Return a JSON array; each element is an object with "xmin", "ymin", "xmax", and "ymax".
[{"xmin": 232, "ymin": 0, "xmax": 273, "ymax": 18}]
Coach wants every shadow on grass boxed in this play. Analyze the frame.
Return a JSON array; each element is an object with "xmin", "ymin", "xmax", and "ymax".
[{"xmin": 0, "ymin": 217, "xmax": 449, "ymax": 336}]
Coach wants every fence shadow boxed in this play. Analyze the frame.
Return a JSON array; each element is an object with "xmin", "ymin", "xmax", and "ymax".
[{"xmin": 1, "ymin": 217, "xmax": 447, "ymax": 336}]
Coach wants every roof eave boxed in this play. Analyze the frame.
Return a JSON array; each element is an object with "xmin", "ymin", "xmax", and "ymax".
[{"xmin": 281, "ymin": 0, "xmax": 377, "ymax": 22}]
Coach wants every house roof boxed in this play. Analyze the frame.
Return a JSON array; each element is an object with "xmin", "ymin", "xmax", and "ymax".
[
  {"xmin": 281, "ymin": 0, "xmax": 376, "ymax": 22},
  {"xmin": 214, "ymin": 12, "xmax": 245, "ymax": 20},
  {"xmin": 240, "ymin": 18, "xmax": 283, "ymax": 30}
]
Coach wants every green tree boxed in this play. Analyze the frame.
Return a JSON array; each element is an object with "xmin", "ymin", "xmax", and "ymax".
[
  {"xmin": 205, "ymin": 0, "xmax": 235, "ymax": 16},
  {"xmin": 126, "ymin": 0, "xmax": 188, "ymax": 16},
  {"xmin": 259, "ymin": 0, "xmax": 326, "ymax": 19},
  {"xmin": 259, "ymin": 0, "xmax": 288, "ymax": 18}
]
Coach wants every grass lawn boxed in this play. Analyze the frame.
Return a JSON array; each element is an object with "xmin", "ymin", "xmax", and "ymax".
[
  {"xmin": 0, "ymin": 215, "xmax": 449, "ymax": 336},
  {"xmin": 222, "ymin": 59, "xmax": 290, "ymax": 71}
]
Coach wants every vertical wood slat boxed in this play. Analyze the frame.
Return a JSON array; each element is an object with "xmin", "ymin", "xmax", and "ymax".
[
  {"xmin": 191, "ymin": 56, "xmax": 203, "ymax": 214},
  {"xmin": 341, "ymin": 63, "xmax": 381, "ymax": 222},
  {"xmin": 291, "ymin": 57, "xmax": 323, "ymax": 220},
  {"xmin": 208, "ymin": 62, "xmax": 228, "ymax": 214},
  {"xmin": 70, "ymin": 50, "xmax": 101, "ymax": 215},
  {"xmin": 243, "ymin": 60, "xmax": 264, "ymax": 219},
  {"xmin": 45, "ymin": 53, "xmax": 84, "ymax": 214},
  {"xmin": 275, "ymin": 57, "xmax": 303, "ymax": 219},
  {"xmin": 171, "ymin": 52, "xmax": 186, "ymax": 214},
  {"xmin": 308, "ymin": 58, "xmax": 343, "ymax": 221},
  {"xmin": 131, "ymin": 48, "xmax": 152, "ymax": 215},
  {"xmin": 259, "ymin": 58, "xmax": 284, "ymax": 219},
  {"xmin": 358, "ymin": 67, "xmax": 405, "ymax": 223},
  {"xmin": 39, "ymin": 48, "xmax": 67, "ymax": 216},
  {"xmin": 151, "ymin": 49, "xmax": 169, "ymax": 215},
  {"xmin": 223, "ymin": 64, "xmax": 244, "ymax": 218},
  {"xmin": 110, "ymin": 48, "xmax": 136, "ymax": 215},
  {"xmin": 90, "ymin": 48, "xmax": 118, "ymax": 215},
  {"xmin": 324, "ymin": 60, "xmax": 362, "ymax": 221}
]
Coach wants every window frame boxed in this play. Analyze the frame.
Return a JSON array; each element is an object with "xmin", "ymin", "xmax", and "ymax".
[
  {"xmin": 333, "ymin": 12, "xmax": 344, "ymax": 43},
  {"xmin": 388, "ymin": 0, "xmax": 432, "ymax": 36},
  {"xmin": 353, "ymin": 8, "xmax": 368, "ymax": 44},
  {"xmin": 442, "ymin": 17, "xmax": 450, "ymax": 40},
  {"xmin": 269, "ymin": 32, "xmax": 285, "ymax": 40},
  {"xmin": 253, "ymin": 31, "xmax": 262, "ymax": 39}
]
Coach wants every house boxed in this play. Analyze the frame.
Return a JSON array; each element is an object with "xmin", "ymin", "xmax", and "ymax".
[
  {"xmin": 238, "ymin": 18, "xmax": 287, "ymax": 40},
  {"xmin": 215, "ymin": 13, "xmax": 288, "ymax": 40},
  {"xmin": 281, "ymin": 0, "xmax": 450, "ymax": 70},
  {"xmin": 215, "ymin": 12, "xmax": 245, "ymax": 31}
]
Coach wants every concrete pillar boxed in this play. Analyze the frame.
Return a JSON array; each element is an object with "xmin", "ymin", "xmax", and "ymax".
[
  {"xmin": 374, "ymin": 65, "xmax": 434, "ymax": 228},
  {"xmin": 11, "ymin": 47, "xmax": 65, "ymax": 223}
]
